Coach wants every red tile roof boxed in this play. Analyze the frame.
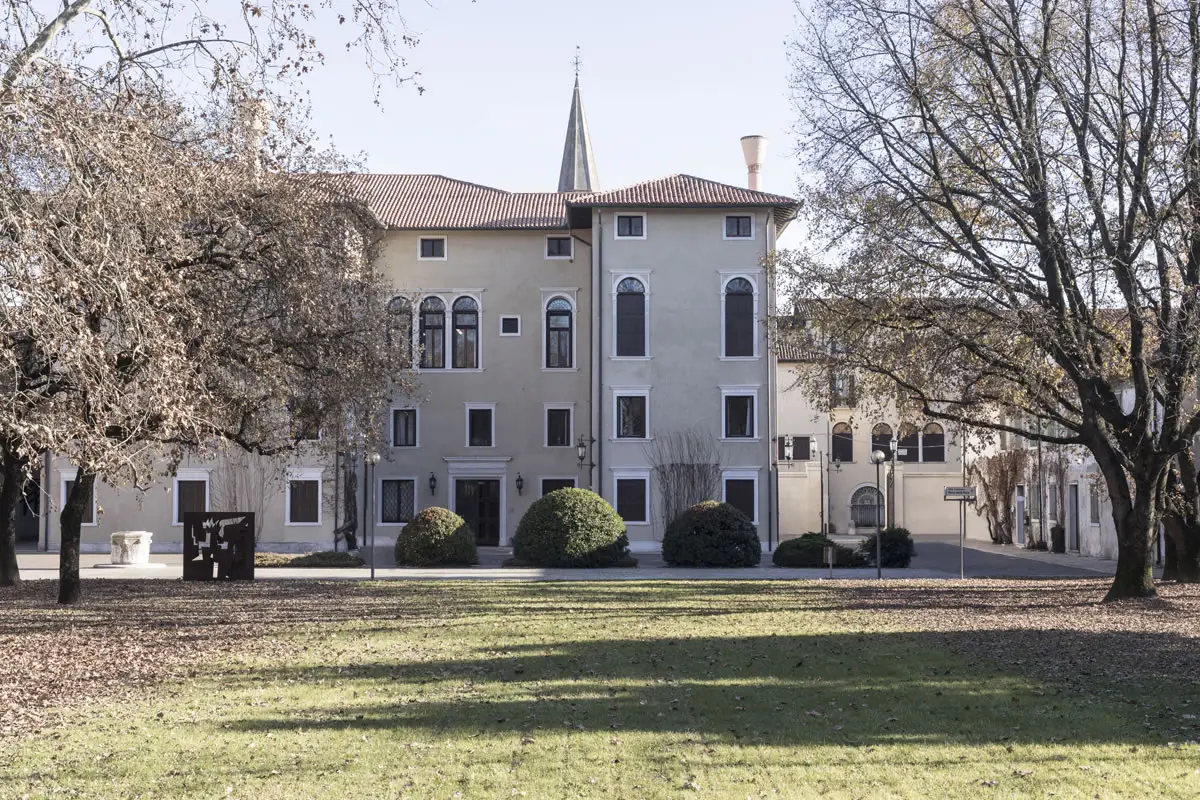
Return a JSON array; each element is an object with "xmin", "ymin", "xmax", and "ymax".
[{"xmin": 338, "ymin": 173, "xmax": 797, "ymax": 231}]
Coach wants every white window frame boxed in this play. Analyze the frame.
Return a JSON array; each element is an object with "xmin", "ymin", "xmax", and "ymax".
[
  {"xmin": 542, "ymin": 292, "xmax": 578, "ymax": 371},
  {"xmin": 721, "ymin": 469, "xmax": 761, "ymax": 526},
  {"xmin": 719, "ymin": 272, "xmax": 761, "ymax": 361},
  {"xmin": 722, "ymin": 214, "xmax": 756, "ymax": 241},
  {"xmin": 611, "ymin": 273, "xmax": 651, "ymax": 360},
  {"xmin": 614, "ymin": 212, "xmax": 647, "ymax": 240},
  {"xmin": 612, "ymin": 387, "xmax": 651, "ymax": 441},
  {"xmin": 390, "ymin": 405, "xmax": 419, "ymax": 448},
  {"xmin": 415, "ymin": 290, "xmax": 485, "ymax": 372},
  {"xmin": 720, "ymin": 385, "xmax": 760, "ymax": 441},
  {"xmin": 498, "ymin": 315, "xmax": 522, "ymax": 336},
  {"xmin": 544, "ymin": 403, "xmax": 575, "ymax": 448},
  {"xmin": 285, "ymin": 467, "xmax": 323, "ymax": 527},
  {"xmin": 539, "ymin": 476, "xmax": 578, "ymax": 496},
  {"xmin": 377, "ymin": 476, "xmax": 419, "ymax": 527},
  {"xmin": 465, "ymin": 402, "xmax": 497, "ymax": 448},
  {"xmin": 417, "ymin": 235, "xmax": 447, "ymax": 261},
  {"xmin": 172, "ymin": 468, "xmax": 212, "ymax": 526},
  {"xmin": 58, "ymin": 468, "xmax": 98, "ymax": 527},
  {"xmin": 612, "ymin": 469, "xmax": 651, "ymax": 525},
  {"xmin": 545, "ymin": 235, "xmax": 574, "ymax": 260}
]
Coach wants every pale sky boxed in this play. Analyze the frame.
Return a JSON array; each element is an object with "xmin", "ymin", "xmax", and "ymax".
[{"xmin": 303, "ymin": 0, "xmax": 803, "ymax": 204}]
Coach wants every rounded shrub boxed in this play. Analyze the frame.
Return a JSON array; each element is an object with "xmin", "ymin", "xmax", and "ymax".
[
  {"xmin": 662, "ymin": 501, "xmax": 761, "ymax": 567},
  {"xmin": 773, "ymin": 534, "xmax": 864, "ymax": 567},
  {"xmin": 856, "ymin": 526, "xmax": 915, "ymax": 568},
  {"xmin": 512, "ymin": 488, "xmax": 630, "ymax": 567},
  {"xmin": 394, "ymin": 507, "xmax": 478, "ymax": 567}
]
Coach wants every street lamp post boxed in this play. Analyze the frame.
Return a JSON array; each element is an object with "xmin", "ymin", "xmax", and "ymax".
[
  {"xmin": 870, "ymin": 450, "xmax": 887, "ymax": 580},
  {"xmin": 366, "ymin": 452, "xmax": 381, "ymax": 580}
]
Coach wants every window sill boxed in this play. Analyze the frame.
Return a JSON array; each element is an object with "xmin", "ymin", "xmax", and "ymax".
[
  {"xmin": 390, "ymin": 444, "xmax": 419, "ymax": 450},
  {"xmin": 622, "ymin": 520, "xmax": 651, "ymax": 526},
  {"xmin": 542, "ymin": 367, "xmax": 579, "ymax": 372},
  {"xmin": 719, "ymin": 356, "xmax": 760, "ymax": 362},
  {"xmin": 720, "ymin": 437, "xmax": 762, "ymax": 443},
  {"xmin": 545, "ymin": 255, "xmax": 574, "ymax": 261},
  {"xmin": 285, "ymin": 522, "xmax": 323, "ymax": 527},
  {"xmin": 417, "ymin": 367, "xmax": 486, "ymax": 374},
  {"xmin": 611, "ymin": 356, "xmax": 652, "ymax": 362},
  {"xmin": 611, "ymin": 437, "xmax": 653, "ymax": 443},
  {"xmin": 377, "ymin": 522, "xmax": 411, "ymax": 528},
  {"xmin": 466, "ymin": 445, "xmax": 497, "ymax": 449}
]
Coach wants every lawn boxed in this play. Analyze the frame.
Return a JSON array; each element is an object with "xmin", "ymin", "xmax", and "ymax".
[{"xmin": 2, "ymin": 579, "xmax": 1199, "ymax": 799}]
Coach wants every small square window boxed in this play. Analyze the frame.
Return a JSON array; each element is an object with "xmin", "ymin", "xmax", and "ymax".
[
  {"xmin": 616, "ymin": 215, "xmax": 645, "ymax": 238},
  {"xmin": 541, "ymin": 478, "xmax": 576, "ymax": 496},
  {"xmin": 419, "ymin": 237, "xmax": 446, "ymax": 259},
  {"xmin": 392, "ymin": 408, "xmax": 417, "ymax": 447},
  {"xmin": 547, "ymin": 408, "xmax": 571, "ymax": 447},
  {"xmin": 724, "ymin": 395, "xmax": 755, "ymax": 438},
  {"xmin": 616, "ymin": 395, "xmax": 647, "ymax": 439},
  {"xmin": 615, "ymin": 478, "xmax": 648, "ymax": 523},
  {"xmin": 381, "ymin": 479, "xmax": 416, "ymax": 524},
  {"xmin": 468, "ymin": 407, "xmax": 494, "ymax": 447},
  {"xmin": 499, "ymin": 316, "xmax": 521, "ymax": 336},
  {"xmin": 546, "ymin": 236, "xmax": 573, "ymax": 258},
  {"xmin": 725, "ymin": 215, "xmax": 753, "ymax": 238}
]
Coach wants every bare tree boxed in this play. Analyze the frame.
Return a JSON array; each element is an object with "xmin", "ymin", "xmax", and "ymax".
[
  {"xmin": 644, "ymin": 428, "xmax": 721, "ymax": 534},
  {"xmin": 782, "ymin": 0, "xmax": 1200, "ymax": 599},
  {"xmin": 970, "ymin": 450, "xmax": 1029, "ymax": 545},
  {"xmin": 210, "ymin": 451, "xmax": 284, "ymax": 542}
]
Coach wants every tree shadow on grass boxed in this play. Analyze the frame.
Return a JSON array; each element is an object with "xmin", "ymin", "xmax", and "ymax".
[{"xmin": 220, "ymin": 628, "xmax": 1200, "ymax": 748}]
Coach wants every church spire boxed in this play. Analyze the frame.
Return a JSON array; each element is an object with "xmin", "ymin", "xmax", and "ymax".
[{"xmin": 558, "ymin": 47, "xmax": 597, "ymax": 193}]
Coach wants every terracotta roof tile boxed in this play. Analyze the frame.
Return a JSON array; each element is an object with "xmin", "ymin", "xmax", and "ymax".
[{"xmin": 571, "ymin": 174, "xmax": 797, "ymax": 209}]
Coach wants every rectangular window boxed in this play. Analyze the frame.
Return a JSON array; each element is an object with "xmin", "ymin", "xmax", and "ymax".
[
  {"xmin": 778, "ymin": 435, "xmax": 812, "ymax": 461},
  {"xmin": 725, "ymin": 215, "xmax": 753, "ymax": 238},
  {"xmin": 287, "ymin": 479, "xmax": 320, "ymax": 524},
  {"xmin": 724, "ymin": 478, "xmax": 757, "ymax": 524},
  {"xmin": 546, "ymin": 236, "xmax": 573, "ymax": 258},
  {"xmin": 468, "ymin": 406, "xmax": 494, "ymax": 447},
  {"xmin": 381, "ymin": 479, "xmax": 416, "ymax": 524},
  {"xmin": 546, "ymin": 407, "xmax": 572, "ymax": 447},
  {"xmin": 615, "ymin": 477, "xmax": 648, "ymax": 523},
  {"xmin": 541, "ymin": 478, "xmax": 576, "ymax": 496},
  {"xmin": 392, "ymin": 408, "xmax": 417, "ymax": 447},
  {"xmin": 1089, "ymin": 483, "xmax": 1101, "ymax": 523},
  {"xmin": 175, "ymin": 479, "xmax": 208, "ymax": 525},
  {"xmin": 419, "ymin": 237, "xmax": 446, "ymax": 259},
  {"xmin": 724, "ymin": 395, "xmax": 755, "ymax": 438},
  {"xmin": 1048, "ymin": 485, "xmax": 1058, "ymax": 521},
  {"xmin": 616, "ymin": 214, "xmax": 645, "ymax": 238},
  {"xmin": 616, "ymin": 395, "xmax": 647, "ymax": 439},
  {"xmin": 63, "ymin": 479, "xmax": 96, "ymax": 525},
  {"xmin": 499, "ymin": 315, "xmax": 521, "ymax": 336}
]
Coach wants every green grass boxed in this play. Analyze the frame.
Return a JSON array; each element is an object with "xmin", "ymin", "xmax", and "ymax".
[{"xmin": 4, "ymin": 581, "xmax": 1199, "ymax": 799}]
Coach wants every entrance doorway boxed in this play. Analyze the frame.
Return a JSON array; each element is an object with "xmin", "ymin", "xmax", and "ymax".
[
  {"xmin": 16, "ymin": 478, "xmax": 40, "ymax": 546},
  {"xmin": 455, "ymin": 479, "xmax": 501, "ymax": 546},
  {"xmin": 1068, "ymin": 483, "xmax": 1080, "ymax": 551}
]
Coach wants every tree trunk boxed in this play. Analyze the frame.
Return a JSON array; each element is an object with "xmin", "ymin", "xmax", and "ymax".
[
  {"xmin": 57, "ymin": 469, "xmax": 95, "ymax": 605},
  {"xmin": 0, "ymin": 447, "xmax": 23, "ymax": 588},
  {"xmin": 1163, "ymin": 519, "xmax": 1200, "ymax": 582},
  {"xmin": 1104, "ymin": 489, "xmax": 1158, "ymax": 601}
]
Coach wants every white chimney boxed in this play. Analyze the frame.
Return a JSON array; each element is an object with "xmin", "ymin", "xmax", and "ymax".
[{"xmin": 740, "ymin": 135, "xmax": 768, "ymax": 191}]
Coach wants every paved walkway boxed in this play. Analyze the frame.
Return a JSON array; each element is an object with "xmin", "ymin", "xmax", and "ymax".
[{"xmin": 12, "ymin": 537, "xmax": 1126, "ymax": 582}]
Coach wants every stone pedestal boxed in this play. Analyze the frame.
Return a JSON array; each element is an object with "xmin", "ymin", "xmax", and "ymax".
[{"xmin": 109, "ymin": 531, "xmax": 153, "ymax": 565}]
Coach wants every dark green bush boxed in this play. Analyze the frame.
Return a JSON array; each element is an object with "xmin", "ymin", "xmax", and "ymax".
[
  {"xmin": 661, "ymin": 501, "xmax": 761, "ymax": 567},
  {"xmin": 512, "ymin": 488, "xmax": 630, "ymax": 567},
  {"xmin": 256, "ymin": 550, "xmax": 364, "ymax": 568},
  {"xmin": 394, "ymin": 507, "xmax": 478, "ymax": 566},
  {"xmin": 856, "ymin": 526, "xmax": 915, "ymax": 568},
  {"xmin": 773, "ymin": 534, "xmax": 865, "ymax": 567}
]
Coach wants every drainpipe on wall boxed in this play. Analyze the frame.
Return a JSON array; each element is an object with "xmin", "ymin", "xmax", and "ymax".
[
  {"xmin": 42, "ymin": 450, "xmax": 51, "ymax": 551},
  {"xmin": 592, "ymin": 210, "xmax": 603, "ymax": 493},
  {"xmin": 765, "ymin": 209, "xmax": 777, "ymax": 551}
]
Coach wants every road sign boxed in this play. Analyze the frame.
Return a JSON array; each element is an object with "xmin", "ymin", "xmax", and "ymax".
[{"xmin": 944, "ymin": 486, "xmax": 977, "ymax": 502}]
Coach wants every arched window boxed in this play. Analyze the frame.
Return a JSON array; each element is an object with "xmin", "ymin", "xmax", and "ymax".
[
  {"xmin": 387, "ymin": 296, "xmax": 413, "ymax": 367},
  {"xmin": 723, "ymin": 277, "xmax": 754, "ymax": 357},
  {"xmin": 897, "ymin": 423, "xmax": 920, "ymax": 463},
  {"xmin": 419, "ymin": 297, "xmax": 445, "ymax": 369},
  {"xmin": 451, "ymin": 296, "xmax": 479, "ymax": 369},
  {"xmin": 871, "ymin": 423, "xmax": 894, "ymax": 461},
  {"xmin": 616, "ymin": 277, "xmax": 646, "ymax": 357},
  {"xmin": 922, "ymin": 423, "xmax": 945, "ymax": 462},
  {"xmin": 546, "ymin": 297, "xmax": 573, "ymax": 368},
  {"xmin": 850, "ymin": 486, "xmax": 884, "ymax": 528},
  {"xmin": 831, "ymin": 422, "xmax": 854, "ymax": 463}
]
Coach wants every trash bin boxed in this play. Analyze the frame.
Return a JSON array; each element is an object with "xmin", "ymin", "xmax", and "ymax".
[{"xmin": 1050, "ymin": 524, "xmax": 1066, "ymax": 554}]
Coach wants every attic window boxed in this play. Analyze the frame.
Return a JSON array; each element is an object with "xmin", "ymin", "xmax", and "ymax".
[
  {"xmin": 546, "ymin": 236, "xmax": 573, "ymax": 258},
  {"xmin": 419, "ymin": 237, "xmax": 446, "ymax": 260},
  {"xmin": 725, "ymin": 215, "xmax": 753, "ymax": 239},
  {"xmin": 615, "ymin": 214, "xmax": 645, "ymax": 239}
]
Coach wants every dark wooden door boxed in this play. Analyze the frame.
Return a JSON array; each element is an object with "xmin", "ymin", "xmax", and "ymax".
[
  {"xmin": 456, "ymin": 479, "xmax": 501, "ymax": 546},
  {"xmin": 16, "ymin": 479, "xmax": 39, "ymax": 544}
]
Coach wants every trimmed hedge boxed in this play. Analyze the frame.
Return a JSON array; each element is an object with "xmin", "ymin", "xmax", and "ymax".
[
  {"xmin": 662, "ymin": 501, "xmax": 761, "ymax": 567},
  {"xmin": 773, "ymin": 533, "xmax": 865, "ymax": 568},
  {"xmin": 513, "ymin": 488, "xmax": 631, "ymax": 567},
  {"xmin": 856, "ymin": 526, "xmax": 915, "ymax": 568},
  {"xmin": 394, "ymin": 507, "xmax": 478, "ymax": 567},
  {"xmin": 256, "ymin": 550, "xmax": 365, "ymax": 568}
]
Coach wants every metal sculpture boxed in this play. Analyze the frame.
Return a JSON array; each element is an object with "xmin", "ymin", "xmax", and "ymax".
[{"xmin": 182, "ymin": 512, "xmax": 256, "ymax": 581}]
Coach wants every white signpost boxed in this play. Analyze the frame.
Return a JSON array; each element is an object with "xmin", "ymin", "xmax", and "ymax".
[{"xmin": 944, "ymin": 486, "xmax": 978, "ymax": 579}]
